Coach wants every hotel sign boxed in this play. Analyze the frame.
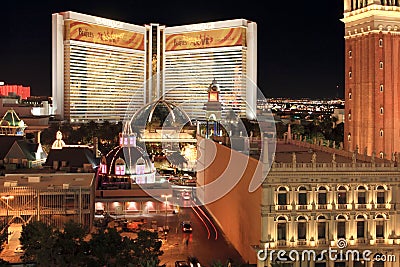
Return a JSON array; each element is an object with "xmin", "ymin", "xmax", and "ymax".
[
  {"xmin": 65, "ymin": 20, "xmax": 144, "ymax": 50},
  {"xmin": 165, "ymin": 27, "xmax": 246, "ymax": 51}
]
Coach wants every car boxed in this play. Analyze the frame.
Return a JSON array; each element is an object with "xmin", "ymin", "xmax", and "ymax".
[
  {"xmin": 182, "ymin": 191, "xmax": 191, "ymax": 200},
  {"xmin": 14, "ymin": 245, "xmax": 24, "ymax": 254},
  {"xmin": 175, "ymin": 261, "xmax": 190, "ymax": 267},
  {"xmin": 182, "ymin": 221, "xmax": 192, "ymax": 232}
]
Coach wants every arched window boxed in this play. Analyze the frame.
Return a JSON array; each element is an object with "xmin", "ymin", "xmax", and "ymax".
[
  {"xmin": 380, "ymin": 84, "xmax": 384, "ymax": 92},
  {"xmin": 276, "ymin": 216, "xmax": 287, "ymax": 241},
  {"xmin": 349, "ymin": 92, "xmax": 352, "ymax": 100},
  {"xmin": 357, "ymin": 186, "xmax": 367, "ymax": 204},
  {"xmin": 317, "ymin": 215, "xmax": 327, "ymax": 239},
  {"xmin": 380, "ymin": 107, "xmax": 384, "ymax": 114},
  {"xmin": 298, "ymin": 186, "xmax": 307, "ymax": 205},
  {"xmin": 318, "ymin": 187, "xmax": 328, "ymax": 205},
  {"xmin": 379, "ymin": 61, "xmax": 384, "ymax": 69},
  {"xmin": 297, "ymin": 216, "xmax": 307, "ymax": 240},
  {"xmin": 337, "ymin": 215, "xmax": 347, "ymax": 239},
  {"xmin": 277, "ymin": 187, "xmax": 288, "ymax": 205},
  {"xmin": 375, "ymin": 214, "xmax": 386, "ymax": 238},
  {"xmin": 348, "ymin": 110, "xmax": 352, "ymax": 120},
  {"xmin": 337, "ymin": 186, "xmax": 348, "ymax": 204},
  {"xmin": 380, "ymin": 129, "xmax": 384, "ymax": 137},
  {"xmin": 376, "ymin": 185, "xmax": 387, "ymax": 204},
  {"xmin": 115, "ymin": 158, "xmax": 126, "ymax": 176},
  {"xmin": 379, "ymin": 152, "xmax": 384, "ymax": 159},
  {"xmin": 356, "ymin": 215, "xmax": 366, "ymax": 238},
  {"xmin": 379, "ymin": 38, "xmax": 383, "ymax": 47},
  {"xmin": 348, "ymin": 133, "xmax": 351, "ymax": 142},
  {"xmin": 349, "ymin": 50, "xmax": 352, "ymax": 58}
]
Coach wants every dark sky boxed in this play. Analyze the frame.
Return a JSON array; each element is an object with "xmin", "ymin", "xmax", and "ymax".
[{"xmin": 0, "ymin": 0, "xmax": 345, "ymax": 99}]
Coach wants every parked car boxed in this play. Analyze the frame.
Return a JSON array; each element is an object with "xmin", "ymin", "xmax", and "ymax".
[{"xmin": 175, "ymin": 261, "xmax": 190, "ymax": 267}]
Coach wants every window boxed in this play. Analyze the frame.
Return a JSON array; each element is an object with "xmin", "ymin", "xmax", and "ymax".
[
  {"xmin": 318, "ymin": 192, "xmax": 327, "ymax": 205},
  {"xmin": 348, "ymin": 111, "xmax": 352, "ymax": 121},
  {"xmin": 379, "ymin": 38, "xmax": 383, "ymax": 47},
  {"xmin": 380, "ymin": 107, "xmax": 384, "ymax": 114},
  {"xmin": 349, "ymin": 92, "xmax": 352, "ymax": 100},
  {"xmin": 318, "ymin": 221, "xmax": 326, "ymax": 239},
  {"xmin": 358, "ymin": 192, "xmax": 366, "ymax": 204},
  {"xmin": 298, "ymin": 192, "xmax": 307, "ymax": 205},
  {"xmin": 380, "ymin": 129, "xmax": 384, "ymax": 137},
  {"xmin": 277, "ymin": 221, "xmax": 287, "ymax": 240},
  {"xmin": 357, "ymin": 221, "xmax": 365, "ymax": 238},
  {"xmin": 379, "ymin": 152, "xmax": 384, "ymax": 159},
  {"xmin": 376, "ymin": 221, "xmax": 384, "ymax": 238},
  {"xmin": 297, "ymin": 216, "xmax": 307, "ymax": 240},
  {"xmin": 377, "ymin": 192, "xmax": 385, "ymax": 204},
  {"xmin": 337, "ymin": 186, "xmax": 347, "ymax": 204},
  {"xmin": 337, "ymin": 221, "xmax": 346, "ymax": 238},
  {"xmin": 277, "ymin": 187, "xmax": 288, "ymax": 205},
  {"xmin": 380, "ymin": 84, "xmax": 384, "ymax": 92},
  {"xmin": 349, "ymin": 71, "xmax": 352, "ymax": 78},
  {"xmin": 379, "ymin": 61, "xmax": 384, "ymax": 69},
  {"xmin": 349, "ymin": 50, "xmax": 352, "ymax": 58},
  {"xmin": 348, "ymin": 133, "xmax": 351, "ymax": 142}
]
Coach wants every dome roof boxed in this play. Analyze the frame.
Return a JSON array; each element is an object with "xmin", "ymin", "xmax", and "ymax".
[
  {"xmin": 130, "ymin": 99, "xmax": 191, "ymax": 128},
  {"xmin": 105, "ymin": 145, "xmax": 153, "ymax": 175}
]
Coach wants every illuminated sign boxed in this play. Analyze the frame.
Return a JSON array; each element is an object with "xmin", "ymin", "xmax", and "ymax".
[
  {"xmin": 166, "ymin": 27, "xmax": 245, "ymax": 51},
  {"xmin": 185, "ymin": 22, "xmax": 215, "ymax": 31},
  {"xmin": 65, "ymin": 20, "xmax": 144, "ymax": 50},
  {"xmin": 94, "ymin": 17, "xmax": 123, "ymax": 28}
]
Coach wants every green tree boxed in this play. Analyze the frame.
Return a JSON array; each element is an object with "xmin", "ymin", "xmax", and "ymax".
[
  {"xmin": 132, "ymin": 230, "xmax": 164, "ymax": 267},
  {"xmin": 52, "ymin": 220, "xmax": 88, "ymax": 266},
  {"xmin": 20, "ymin": 221, "xmax": 56, "ymax": 265}
]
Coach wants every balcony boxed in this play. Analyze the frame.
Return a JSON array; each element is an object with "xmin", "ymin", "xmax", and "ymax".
[
  {"xmin": 336, "ymin": 204, "xmax": 351, "ymax": 210},
  {"xmin": 376, "ymin": 239, "xmax": 385, "ymax": 244},
  {"xmin": 356, "ymin": 204, "xmax": 367, "ymax": 209},
  {"xmin": 356, "ymin": 238, "xmax": 366, "ymax": 244},
  {"xmin": 317, "ymin": 239, "xmax": 327, "ymax": 245},
  {"xmin": 376, "ymin": 203, "xmax": 390, "ymax": 209},
  {"xmin": 317, "ymin": 204, "xmax": 327, "ymax": 210},
  {"xmin": 276, "ymin": 240, "xmax": 287, "ymax": 247},
  {"xmin": 296, "ymin": 205, "xmax": 309, "ymax": 211},
  {"xmin": 297, "ymin": 240, "xmax": 307, "ymax": 246},
  {"xmin": 276, "ymin": 205, "xmax": 291, "ymax": 211}
]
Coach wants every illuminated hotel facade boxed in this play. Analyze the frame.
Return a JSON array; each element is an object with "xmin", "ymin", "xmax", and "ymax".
[{"xmin": 52, "ymin": 11, "xmax": 257, "ymax": 122}]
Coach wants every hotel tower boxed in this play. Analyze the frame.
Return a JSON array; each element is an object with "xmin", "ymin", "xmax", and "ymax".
[
  {"xmin": 342, "ymin": 1, "xmax": 400, "ymax": 159},
  {"xmin": 52, "ymin": 12, "xmax": 257, "ymax": 122}
]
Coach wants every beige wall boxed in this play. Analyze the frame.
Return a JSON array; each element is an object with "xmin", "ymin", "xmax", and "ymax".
[{"xmin": 197, "ymin": 137, "xmax": 261, "ymax": 263}]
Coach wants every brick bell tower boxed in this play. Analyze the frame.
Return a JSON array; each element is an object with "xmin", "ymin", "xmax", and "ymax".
[{"xmin": 342, "ymin": 0, "xmax": 400, "ymax": 159}]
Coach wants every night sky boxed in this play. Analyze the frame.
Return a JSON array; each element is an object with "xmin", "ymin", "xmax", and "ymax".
[{"xmin": 0, "ymin": 0, "xmax": 344, "ymax": 99}]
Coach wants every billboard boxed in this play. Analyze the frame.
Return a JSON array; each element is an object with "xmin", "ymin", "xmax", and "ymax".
[
  {"xmin": 65, "ymin": 20, "xmax": 144, "ymax": 50},
  {"xmin": 165, "ymin": 27, "xmax": 246, "ymax": 51}
]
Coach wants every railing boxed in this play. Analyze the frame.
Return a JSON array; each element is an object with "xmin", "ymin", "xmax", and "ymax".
[
  {"xmin": 276, "ymin": 205, "xmax": 290, "ymax": 211},
  {"xmin": 276, "ymin": 240, "xmax": 287, "ymax": 247},
  {"xmin": 317, "ymin": 239, "xmax": 327, "ymax": 245},
  {"xmin": 296, "ymin": 205, "xmax": 308, "ymax": 210},
  {"xmin": 297, "ymin": 240, "xmax": 307, "ymax": 246},
  {"xmin": 356, "ymin": 204, "xmax": 367, "ymax": 209},
  {"xmin": 376, "ymin": 239, "xmax": 385, "ymax": 244},
  {"xmin": 336, "ymin": 204, "xmax": 348, "ymax": 210},
  {"xmin": 357, "ymin": 238, "xmax": 366, "ymax": 244},
  {"xmin": 376, "ymin": 204, "xmax": 388, "ymax": 209},
  {"xmin": 317, "ymin": 204, "xmax": 327, "ymax": 209}
]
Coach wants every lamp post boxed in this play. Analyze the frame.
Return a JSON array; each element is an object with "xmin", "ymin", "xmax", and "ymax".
[
  {"xmin": 2, "ymin": 195, "xmax": 14, "ymax": 244},
  {"xmin": 161, "ymin": 194, "xmax": 172, "ymax": 237}
]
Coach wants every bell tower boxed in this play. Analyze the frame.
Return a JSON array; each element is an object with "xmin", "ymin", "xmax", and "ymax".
[{"xmin": 342, "ymin": 0, "xmax": 400, "ymax": 159}]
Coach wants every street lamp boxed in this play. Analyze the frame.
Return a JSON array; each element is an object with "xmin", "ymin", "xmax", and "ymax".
[
  {"xmin": 2, "ymin": 195, "xmax": 14, "ymax": 244},
  {"xmin": 161, "ymin": 194, "xmax": 172, "ymax": 237}
]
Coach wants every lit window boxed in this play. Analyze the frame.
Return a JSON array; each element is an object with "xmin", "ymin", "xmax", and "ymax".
[
  {"xmin": 349, "ymin": 71, "xmax": 352, "ymax": 78},
  {"xmin": 100, "ymin": 164, "xmax": 107, "ymax": 174},
  {"xmin": 379, "ymin": 38, "xmax": 383, "ymax": 47},
  {"xmin": 349, "ymin": 92, "xmax": 352, "ymax": 100},
  {"xmin": 379, "ymin": 152, "xmax": 384, "ymax": 159},
  {"xmin": 348, "ymin": 111, "xmax": 351, "ymax": 120},
  {"xmin": 348, "ymin": 133, "xmax": 351, "ymax": 142},
  {"xmin": 380, "ymin": 129, "xmax": 384, "ymax": 137},
  {"xmin": 115, "ymin": 165, "xmax": 125, "ymax": 175},
  {"xmin": 380, "ymin": 84, "xmax": 384, "ymax": 92},
  {"xmin": 277, "ymin": 187, "xmax": 288, "ymax": 205},
  {"xmin": 380, "ymin": 107, "xmax": 384, "ymax": 114},
  {"xmin": 349, "ymin": 50, "xmax": 352, "ymax": 58},
  {"xmin": 380, "ymin": 61, "xmax": 384, "ymax": 69}
]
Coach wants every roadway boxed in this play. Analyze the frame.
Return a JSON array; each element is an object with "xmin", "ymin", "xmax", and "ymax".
[{"xmin": 160, "ymin": 199, "xmax": 244, "ymax": 267}]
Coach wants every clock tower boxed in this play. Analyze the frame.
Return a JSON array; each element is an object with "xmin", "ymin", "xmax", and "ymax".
[{"xmin": 342, "ymin": 0, "xmax": 400, "ymax": 159}]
